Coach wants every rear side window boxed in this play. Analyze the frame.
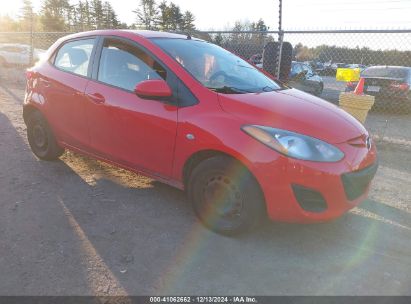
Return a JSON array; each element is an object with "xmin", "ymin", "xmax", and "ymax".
[
  {"xmin": 54, "ymin": 38, "xmax": 96, "ymax": 77},
  {"xmin": 97, "ymin": 38, "xmax": 167, "ymax": 91}
]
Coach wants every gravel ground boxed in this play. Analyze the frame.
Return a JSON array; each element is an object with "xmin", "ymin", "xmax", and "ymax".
[{"xmin": 0, "ymin": 82, "xmax": 410, "ymax": 296}]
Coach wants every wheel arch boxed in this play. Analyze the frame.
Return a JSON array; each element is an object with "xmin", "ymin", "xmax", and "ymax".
[
  {"xmin": 23, "ymin": 104, "xmax": 43, "ymax": 125},
  {"xmin": 182, "ymin": 149, "xmax": 265, "ymax": 202}
]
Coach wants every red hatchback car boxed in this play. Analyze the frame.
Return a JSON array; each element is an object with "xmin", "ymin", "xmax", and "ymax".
[{"xmin": 24, "ymin": 30, "xmax": 378, "ymax": 234}]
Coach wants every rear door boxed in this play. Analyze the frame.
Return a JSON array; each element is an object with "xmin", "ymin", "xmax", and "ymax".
[
  {"xmin": 84, "ymin": 36, "xmax": 179, "ymax": 178},
  {"xmin": 39, "ymin": 37, "xmax": 97, "ymax": 149}
]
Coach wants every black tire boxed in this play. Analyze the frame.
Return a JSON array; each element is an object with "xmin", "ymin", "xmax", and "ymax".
[
  {"xmin": 188, "ymin": 156, "xmax": 266, "ymax": 235},
  {"xmin": 26, "ymin": 111, "xmax": 64, "ymax": 160},
  {"xmin": 314, "ymin": 84, "xmax": 323, "ymax": 97}
]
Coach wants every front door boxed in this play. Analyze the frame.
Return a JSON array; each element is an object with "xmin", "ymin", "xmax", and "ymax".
[{"xmin": 84, "ymin": 37, "xmax": 178, "ymax": 178}]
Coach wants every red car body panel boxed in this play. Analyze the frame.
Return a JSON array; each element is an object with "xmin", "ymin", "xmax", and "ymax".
[
  {"xmin": 84, "ymin": 79, "xmax": 178, "ymax": 178},
  {"xmin": 218, "ymin": 89, "xmax": 367, "ymax": 144},
  {"xmin": 24, "ymin": 30, "xmax": 378, "ymax": 223},
  {"xmin": 39, "ymin": 64, "xmax": 91, "ymax": 150}
]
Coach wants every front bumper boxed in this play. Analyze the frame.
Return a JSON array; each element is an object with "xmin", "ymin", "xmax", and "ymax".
[{"xmin": 251, "ymin": 141, "xmax": 378, "ymax": 223}]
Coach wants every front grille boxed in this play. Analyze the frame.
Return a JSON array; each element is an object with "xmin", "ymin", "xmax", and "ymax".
[{"xmin": 341, "ymin": 161, "xmax": 379, "ymax": 201}]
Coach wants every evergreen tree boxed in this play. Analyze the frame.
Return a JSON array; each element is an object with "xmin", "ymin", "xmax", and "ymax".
[
  {"xmin": 91, "ymin": 0, "xmax": 104, "ymax": 29},
  {"xmin": 182, "ymin": 10, "xmax": 195, "ymax": 32},
  {"xmin": 214, "ymin": 33, "xmax": 224, "ymax": 46},
  {"xmin": 157, "ymin": 0, "xmax": 171, "ymax": 30},
  {"xmin": 134, "ymin": 0, "xmax": 158, "ymax": 30},
  {"xmin": 0, "ymin": 15, "xmax": 20, "ymax": 31},
  {"xmin": 76, "ymin": 1, "xmax": 86, "ymax": 31},
  {"xmin": 40, "ymin": 0, "xmax": 71, "ymax": 31},
  {"xmin": 19, "ymin": 0, "xmax": 34, "ymax": 31},
  {"xmin": 167, "ymin": 2, "xmax": 183, "ymax": 31},
  {"xmin": 157, "ymin": 1, "xmax": 186, "ymax": 31},
  {"xmin": 84, "ymin": 0, "xmax": 93, "ymax": 30},
  {"xmin": 102, "ymin": 1, "xmax": 120, "ymax": 29}
]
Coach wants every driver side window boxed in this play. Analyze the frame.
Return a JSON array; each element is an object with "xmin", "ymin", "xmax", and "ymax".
[{"xmin": 97, "ymin": 38, "xmax": 167, "ymax": 91}]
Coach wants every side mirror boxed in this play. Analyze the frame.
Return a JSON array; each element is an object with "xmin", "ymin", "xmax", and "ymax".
[{"xmin": 135, "ymin": 79, "xmax": 172, "ymax": 99}]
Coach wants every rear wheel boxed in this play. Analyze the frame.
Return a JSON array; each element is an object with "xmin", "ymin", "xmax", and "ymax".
[
  {"xmin": 27, "ymin": 111, "xmax": 64, "ymax": 160},
  {"xmin": 314, "ymin": 84, "xmax": 323, "ymax": 96},
  {"xmin": 188, "ymin": 156, "xmax": 266, "ymax": 235}
]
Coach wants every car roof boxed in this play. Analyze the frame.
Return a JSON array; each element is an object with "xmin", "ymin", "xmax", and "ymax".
[
  {"xmin": 124, "ymin": 30, "xmax": 193, "ymax": 39},
  {"xmin": 60, "ymin": 29, "xmax": 197, "ymax": 42},
  {"xmin": 366, "ymin": 65, "xmax": 410, "ymax": 70}
]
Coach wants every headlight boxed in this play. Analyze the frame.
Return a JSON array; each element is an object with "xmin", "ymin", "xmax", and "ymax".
[{"xmin": 242, "ymin": 125, "xmax": 344, "ymax": 162}]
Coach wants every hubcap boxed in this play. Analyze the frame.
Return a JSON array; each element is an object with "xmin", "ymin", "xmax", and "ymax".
[
  {"xmin": 32, "ymin": 124, "xmax": 47, "ymax": 148},
  {"xmin": 202, "ymin": 175, "xmax": 243, "ymax": 220}
]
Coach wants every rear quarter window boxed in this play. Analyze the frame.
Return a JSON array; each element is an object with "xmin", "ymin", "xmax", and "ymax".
[{"xmin": 54, "ymin": 38, "xmax": 96, "ymax": 77}]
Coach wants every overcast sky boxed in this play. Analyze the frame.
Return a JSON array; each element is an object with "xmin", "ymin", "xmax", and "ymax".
[{"xmin": 3, "ymin": 0, "xmax": 411, "ymax": 30}]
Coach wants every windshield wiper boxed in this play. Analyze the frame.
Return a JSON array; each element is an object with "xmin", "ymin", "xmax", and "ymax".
[
  {"xmin": 207, "ymin": 86, "xmax": 255, "ymax": 94},
  {"xmin": 262, "ymin": 86, "xmax": 276, "ymax": 92}
]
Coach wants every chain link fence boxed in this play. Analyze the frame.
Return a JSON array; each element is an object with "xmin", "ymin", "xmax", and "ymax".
[
  {"xmin": 0, "ymin": 30, "xmax": 410, "ymax": 144},
  {"xmin": 0, "ymin": 32, "xmax": 69, "ymax": 84},
  {"xmin": 200, "ymin": 30, "xmax": 411, "ymax": 145}
]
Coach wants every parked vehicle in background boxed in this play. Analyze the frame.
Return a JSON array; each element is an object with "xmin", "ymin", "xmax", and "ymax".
[
  {"xmin": 249, "ymin": 53, "xmax": 263, "ymax": 68},
  {"xmin": 312, "ymin": 61, "xmax": 325, "ymax": 74},
  {"xmin": 0, "ymin": 43, "xmax": 45, "ymax": 67},
  {"xmin": 329, "ymin": 62, "xmax": 348, "ymax": 75},
  {"xmin": 24, "ymin": 30, "xmax": 378, "ymax": 235},
  {"xmin": 319, "ymin": 61, "xmax": 333, "ymax": 75},
  {"xmin": 346, "ymin": 63, "xmax": 367, "ymax": 72},
  {"xmin": 346, "ymin": 66, "xmax": 411, "ymax": 112},
  {"xmin": 288, "ymin": 61, "xmax": 324, "ymax": 96}
]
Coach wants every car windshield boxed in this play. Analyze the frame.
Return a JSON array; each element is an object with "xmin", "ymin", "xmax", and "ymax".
[
  {"xmin": 151, "ymin": 38, "xmax": 282, "ymax": 94},
  {"xmin": 362, "ymin": 67, "xmax": 408, "ymax": 79}
]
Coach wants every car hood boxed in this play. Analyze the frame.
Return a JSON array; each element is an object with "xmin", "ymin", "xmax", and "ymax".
[{"xmin": 218, "ymin": 88, "xmax": 367, "ymax": 144}]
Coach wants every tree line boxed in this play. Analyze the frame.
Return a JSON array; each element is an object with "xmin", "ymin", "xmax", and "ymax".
[
  {"xmin": 0, "ymin": 0, "xmax": 196, "ymax": 32},
  {"xmin": 294, "ymin": 43, "xmax": 411, "ymax": 67}
]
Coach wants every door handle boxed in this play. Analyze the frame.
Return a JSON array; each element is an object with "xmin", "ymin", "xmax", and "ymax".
[{"xmin": 87, "ymin": 93, "xmax": 105, "ymax": 104}]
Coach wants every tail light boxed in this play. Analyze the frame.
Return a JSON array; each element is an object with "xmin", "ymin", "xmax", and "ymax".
[
  {"xmin": 390, "ymin": 81, "xmax": 409, "ymax": 91},
  {"xmin": 26, "ymin": 70, "xmax": 35, "ymax": 80}
]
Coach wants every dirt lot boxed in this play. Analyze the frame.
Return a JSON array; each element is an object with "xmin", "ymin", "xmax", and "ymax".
[{"xmin": 0, "ymin": 81, "xmax": 410, "ymax": 296}]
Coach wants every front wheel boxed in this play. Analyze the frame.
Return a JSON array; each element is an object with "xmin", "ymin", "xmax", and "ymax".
[
  {"xmin": 188, "ymin": 156, "xmax": 266, "ymax": 235},
  {"xmin": 27, "ymin": 111, "xmax": 64, "ymax": 160}
]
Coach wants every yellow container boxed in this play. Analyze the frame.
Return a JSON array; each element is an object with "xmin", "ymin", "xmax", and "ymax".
[
  {"xmin": 339, "ymin": 92, "xmax": 375, "ymax": 124},
  {"xmin": 336, "ymin": 68, "xmax": 361, "ymax": 82}
]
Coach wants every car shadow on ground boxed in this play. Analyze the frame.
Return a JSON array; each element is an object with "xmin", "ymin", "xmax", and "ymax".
[{"xmin": 1, "ymin": 110, "xmax": 410, "ymax": 296}]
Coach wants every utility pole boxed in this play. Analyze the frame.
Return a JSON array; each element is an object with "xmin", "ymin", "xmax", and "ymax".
[{"xmin": 276, "ymin": 0, "xmax": 284, "ymax": 79}]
